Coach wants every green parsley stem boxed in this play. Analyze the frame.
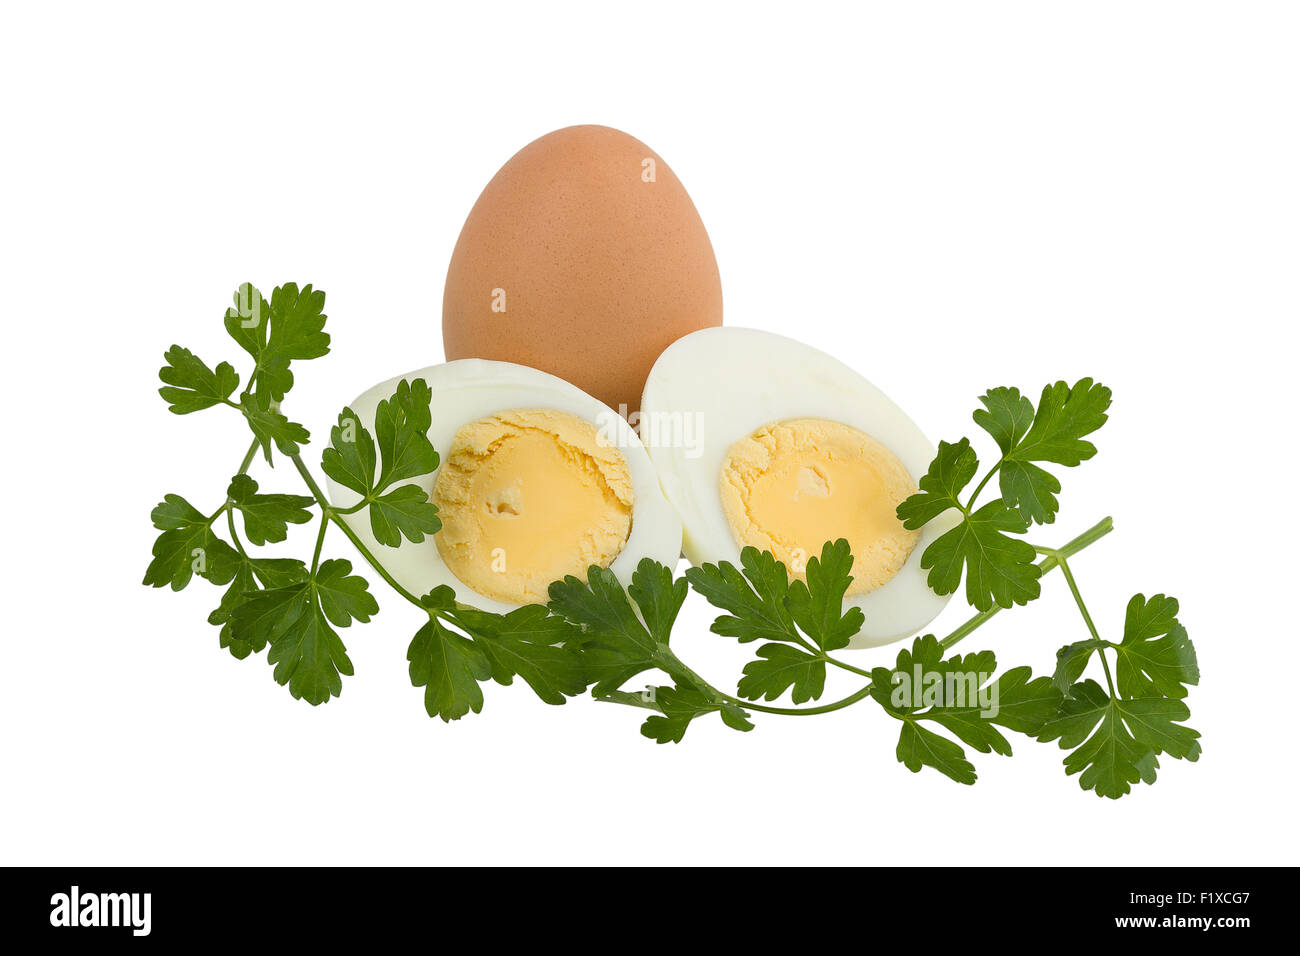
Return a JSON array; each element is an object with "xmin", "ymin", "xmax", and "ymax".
[
  {"xmin": 1054, "ymin": 552, "xmax": 1117, "ymax": 695},
  {"xmin": 227, "ymin": 508, "xmax": 248, "ymax": 558},
  {"xmin": 595, "ymin": 682, "xmax": 876, "ymax": 717},
  {"xmin": 966, "ymin": 460, "xmax": 1003, "ymax": 510},
  {"xmin": 1055, "ymin": 556, "xmax": 1101, "ymax": 640},
  {"xmin": 938, "ymin": 606, "xmax": 1001, "ymax": 651},
  {"xmin": 783, "ymin": 632, "xmax": 871, "ymax": 679},
  {"xmin": 723, "ymin": 682, "xmax": 876, "ymax": 716},
  {"xmin": 234, "ymin": 437, "xmax": 260, "ymax": 476},
  {"xmin": 224, "ymin": 438, "xmax": 263, "ymax": 559},
  {"xmin": 593, "ymin": 691, "xmax": 662, "ymax": 712},
  {"xmin": 822, "ymin": 654, "xmax": 873, "ymax": 679},
  {"xmin": 938, "ymin": 516, "xmax": 1113, "ymax": 651},
  {"xmin": 655, "ymin": 650, "xmax": 722, "ymax": 702},
  {"xmin": 286, "ymin": 452, "xmax": 428, "ymax": 611},
  {"xmin": 208, "ymin": 439, "xmax": 263, "ymax": 528},
  {"xmin": 653, "ymin": 646, "xmax": 874, "ymax": 716},
  {"xmin": 309, "ymin": 512, "xmax": 329, "ymax": 574}
]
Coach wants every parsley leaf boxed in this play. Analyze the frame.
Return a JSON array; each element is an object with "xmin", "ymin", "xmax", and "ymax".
[
  {"xmin": 1037, "ymin": 679, "xmax": 1201, "ymax": 799},
  {"xmin": 549, "ymin": 560, "xmax": 748, "ymax": 738},
  {"xmin": 995, "ymin": 460, "xmax": 1063, "ymax": 528},
  {"xmin": 641, "ymin": 686, "xmax": 753, "ymax": 743},
  {"xmin": 208, "ymin": 556, "xmax": 309, "ymax": 659},
  {"xmin": 374, "ymin": 378, "xmax": 437, "ymax": 489},
  {"xmin": 737, "ymin": 644, "xmax": 826, "ymax": 703},
  {"xmin": 869, "ymin": 636, "xmax": 1061, "ymax": 785},
  {"xmin": 221, "ymin": 560, "xmax": 369, "ymax": 703},
  {"xmin": 1039, "ymin": 592, "xmax": 1200, "ymax": 796},
  {"xmin": 919, "ymin": 500, "xmax": 1040, "ymax": 611},
  {"xmin": 1121, "ymin": 696, "xmax": 1202, "ymax": 764},
  {"xmin": 240, "ymin": 391, "xmax": 310, "ymax": 464},
  {"xmin": 321, "ymin": 391, "xmax": 440, "ymax": 547},
  {"xmin": 684, "ymin": 547, "xmax": 798, "ymax": 645},
  {"xmin": 408, "ymin": 615, "xmax": 492, "ymax": 721},
  {"xmin": 786, "ymin": 539, "xmax": 864, "ymax": 652},
  {"xmin": 547, "ymin": 561, "xmax": 667, "ymax": 696},
  {"xmin": 549, "ymin": 564, "xmax": 659, "ymax": 656},
  {"xmin": 924, "ymin": 667, "xmax": 1062, "ymax": 754},
  {"xmin": 245, "ymin": 558, "xmax": 311, "ymax": 590},
  {"xmin": 1012, "ymin": 378, "xmax": 1111, "ymax": 466},
  {"xmin": 158, "ymin": 345, "xmax": 239, "ymax": 414},
  {"xmin": 1037, "ymin": 681, "xmax": 1151, "ymax": 799},
  {"xmin": 899, "ymin": 382, "xmax": 1110, "ymax": 614},
  {"xmin": 223, "ymin": 283, "xmax": 289, "ymax": 401},
  {"xmin": 896, "ymin": 722, "xmax": 977, "ymax": 785},
  {"xmin": 367, "ymin": 484, "xmax": 442, "ymax": 548},
  {"xmin": 229, "ymin": 585, "xmax": 310, "ymax": 656},
  {"xmin": 142, "ymin": 494, "xmax": 240, "ymax": 590},
  {"xmin": 627, "ymin": 557, "xmax": 690, "ymax": 644},
  {"xmin": 896, "ymin": 438, "xmax": 978, "ymax": 529},
  {"xmin": 687, "ymin": 539, "xmax": 863, "ymax": 653},
  {"xmin": 226, "ymin": 474, "xmax": 314, "ymax": 545},
  {"xmin": 1115, "ymin": 593, "xmax": 1199, "ymax": 699},
  {"xmin": 450, "ymin": 604, "xmax": 589, "ymax": 705},
  {"xmin": 149, "ymin": 493, "xmax": 207, "ymax": 530},
  {"xmin": 312, "ymin": 559, "xmax": 379, "ymax": 626},
  {"xmin": 897, "ymin": 437, "xmax": 1040, "ymax": 610},
  {"xmin": 977, "ymin": 379, "xmax": 1111, "ymax": 524},
  {"xmin": 690, "ymin": 541, "xmax": 864, "ymax": 704},
  {"xmin": 320, "ymin": 407, "xmax": 378, "ymax": 496},
  {"xmin": 971, "ymin": 386, "xmax": 1035, "ymax": 454},
  {"xmin": 222, "ymin": 283, "xmax": 270, "ymax": 357},
  {"xmin": 267, "ymin": 282, "xmax": 330, "ymax": 362},
  {"xmin": 223, "ymin": 282, "xmax": 329, "ymax": 402},
  {"xmin": 1051, "ymin": 638, "xmax": 1107, "ymax": 694},
  {"xmin": 267, "ymin": 595, "xmax": 354, "ymax": 705}
]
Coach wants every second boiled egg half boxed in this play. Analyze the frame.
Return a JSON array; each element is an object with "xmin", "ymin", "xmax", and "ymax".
[
  {"xmin": 639, "ymin": 328, "xmax": 957, "ymax": 647},
  {"xmin": 325, "ymin": 360, "xmax": 682, "ymax": 614}
]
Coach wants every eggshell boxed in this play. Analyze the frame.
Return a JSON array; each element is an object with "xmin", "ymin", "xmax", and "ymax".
[{"xmin": 442, "ymin": 125, "xmax": 722, "ymax": 416}]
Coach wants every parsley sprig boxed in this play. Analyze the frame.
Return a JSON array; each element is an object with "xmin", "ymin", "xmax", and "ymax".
[
  {"xmin": 148, "ymin": 284, "xmax": 1199, "ymax": 800},
  {"xmin": 559, "ymin": 379, "xmax": 1198, "ymax": 799},
  {"xmin": 145, "ymin": 282, "xmax": 587, "ymax": 712}
]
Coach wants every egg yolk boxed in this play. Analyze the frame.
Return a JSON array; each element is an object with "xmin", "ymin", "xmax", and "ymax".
[
  {"xmin": 719, "ymin": 419, "xmax": 919, "ymax": 595},
  {"xmin": 432, "ymin": 408, "xmax": 633, "ymax": 604}
]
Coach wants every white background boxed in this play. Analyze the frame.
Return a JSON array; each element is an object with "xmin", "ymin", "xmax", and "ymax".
[{"xmin": 2, "ymin": 1, "xmax": 1296, "ymax": 866}]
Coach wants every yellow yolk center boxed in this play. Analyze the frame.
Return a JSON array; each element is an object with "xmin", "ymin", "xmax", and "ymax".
[
  {"xmin": 433, "ymin": 408, "xmax": 633, "ymax": 604},
  {"xmin": 719, "ymin": 418, "xmax": 919, "ymax": 595}
]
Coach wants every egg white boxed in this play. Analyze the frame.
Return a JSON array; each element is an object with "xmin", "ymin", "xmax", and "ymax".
[
  {"xmin": 325, "ymin": 359, "xmax": 683, "ymax": 613},
  {"xmin": 639, "ymin": 327, "xmax": 959, "ymax": 647}
]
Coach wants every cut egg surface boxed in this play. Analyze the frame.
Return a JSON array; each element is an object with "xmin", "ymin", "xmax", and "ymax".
[
  {"xmin": 325, "ymin": 360, "xmax": 682, "ymax": 614},
  {"xmin": 639, "ymin": 327, "xmax": 958, "ymax": 647}
]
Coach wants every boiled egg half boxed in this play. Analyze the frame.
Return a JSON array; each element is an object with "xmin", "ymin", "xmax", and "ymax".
[
  {"xmin": 325, "ymin": 360, "xmax": 682, "ymax": 613},
  {"xmin": 639, "ymin": 328, "xmax": 957, "ymax": 647}
]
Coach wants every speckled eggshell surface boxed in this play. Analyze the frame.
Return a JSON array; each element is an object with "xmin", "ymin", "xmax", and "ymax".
[{"xmin": 442, "ymin": 125, "xmax": 723, "ymax": 416}]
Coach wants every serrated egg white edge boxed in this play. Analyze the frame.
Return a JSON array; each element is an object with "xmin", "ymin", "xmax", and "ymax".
[
  {"xmin": 323, "ymin": 358, "xmax": 683, "ymax": 614},
  {"xmin": 639, "ymin": 326, "xmax": 961, "ymax": 648}
]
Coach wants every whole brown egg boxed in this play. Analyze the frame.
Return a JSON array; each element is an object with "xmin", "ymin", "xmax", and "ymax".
[{"xmin": 442, "ymin": 125, "xmax": 723, "ymax": 416}]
